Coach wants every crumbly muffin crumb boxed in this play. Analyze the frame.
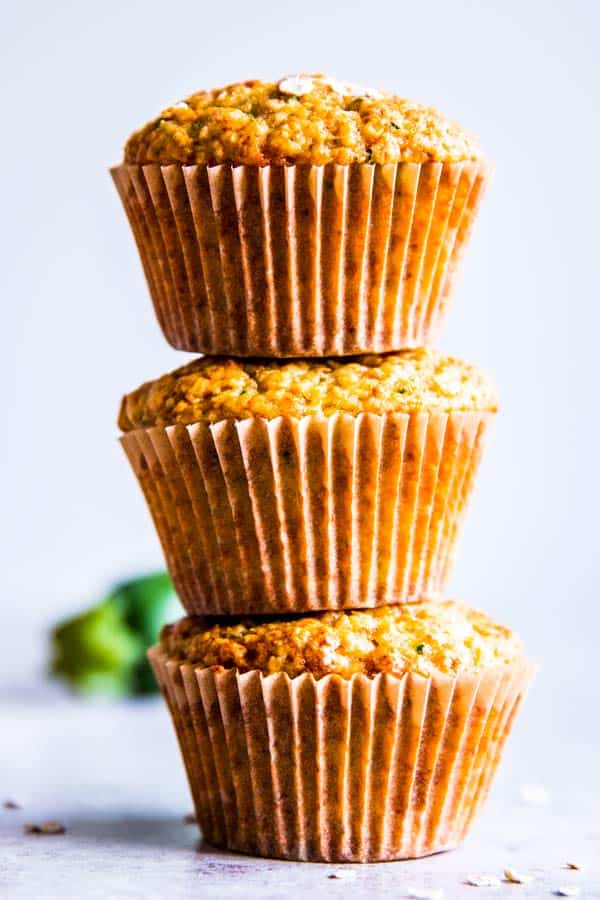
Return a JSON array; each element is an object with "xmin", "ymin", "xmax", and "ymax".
[
  {"xmin": 119, "ymin": 349, "xmax": 497, "ymax": 431},
  {"xmin": 124, "ymin": 75, "xmax": 482, "ymax": 166},
  {"xmin": 160, "ymin": 601, "xmax": 523, "ymax": 679}
]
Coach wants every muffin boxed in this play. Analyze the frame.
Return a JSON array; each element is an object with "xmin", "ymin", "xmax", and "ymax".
[
  {"xmin": 149, "ymin": 600, "xmax": 535, "ymax": 862},
  {"xmin": 119, "ymin": 349, "xmax": 497, "ymax": 615},
  {"xmin": 111, "ymin": 75, "xmax": 491, "ymax": 356}
]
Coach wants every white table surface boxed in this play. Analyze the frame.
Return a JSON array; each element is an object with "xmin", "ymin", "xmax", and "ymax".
[{"xmin": 1, "ymin": 681, "xmax": 598, "ymax": 900}]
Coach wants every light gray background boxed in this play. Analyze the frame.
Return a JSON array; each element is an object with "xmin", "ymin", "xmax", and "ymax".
[{"xmin": 1, "ymin": 0, "xmax": 598, "ymax": 880}]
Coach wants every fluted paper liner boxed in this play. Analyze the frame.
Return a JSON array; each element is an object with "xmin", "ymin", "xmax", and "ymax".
[
  {"xmin": 111, "ymin": 161, "xmax": 491, "ymax": 357},
  {"xmin": 150, "ymin": 647, "xmax": 535, "ymax": 862},
  {"xmin": 121, "ymin": 410, "xmax": 493, "ymax": 615}
]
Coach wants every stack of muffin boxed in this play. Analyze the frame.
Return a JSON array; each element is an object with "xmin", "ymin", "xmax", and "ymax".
[{"xmin": 112, "ymin": 74, "xmax": 535, "ymax": 863}]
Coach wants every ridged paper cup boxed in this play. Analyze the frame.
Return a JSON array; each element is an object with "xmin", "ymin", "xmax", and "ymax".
[
  {"xmin": 120, "ymin": 410, "xmax": 494, "ymax": 615},
  {"xmin": 111, "ymin": 161, "xmax": 491, "ymax": 357},
  {"xmin": 149, "ymin": 647, "xmax": 535, "ymax": 862}
]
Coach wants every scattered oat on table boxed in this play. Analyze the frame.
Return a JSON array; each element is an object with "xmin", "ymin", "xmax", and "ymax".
[
  {"xmin": 553, "ymin": 888, "xmax": 580, "ymax": 897},
  {"xmin": 465, "ymin": 874, "xmax": 502, "ymax": 887},
  {"xmin": 564, "ymin": 862, "xmax": 582, "ymax": 870},
  {"xmin": 504, "ymin": 868, "xmax": 533, "ymax": 884},
  {"xmin": 403, "ymin": 888, "xmax": 443, "ymax": 900},
  {"xmin": 24, "ymin": 821, "xmax": 65, "ymax": 835},
  {"xmin": 3, "ymin": 800, "xmax": 21, "ymax": 810},
  {"xmin": 327, "ymin": 870, "xmax": 357, "ymax": 880}
]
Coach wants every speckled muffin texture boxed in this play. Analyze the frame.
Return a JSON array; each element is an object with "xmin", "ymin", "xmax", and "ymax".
[
  {"xmin": 161, "ymin": 600, "xmax": 522, "ymax": 679},
  {"xmin": 124, "ymin": 75, "xmax": 482, "ymax": 167},
  {"xmin": 111, "ymin": 74, "xmax": 491, "ymax": 357},
  {"xmin": 149, "ymin": 601, "xmax": 534, "ymax": 861},
  {"xmin": 119, "ymin": 351, "xmax": 496, "ymax": 615},
  {"xmin": 119, "ymin": 349, "xmax": 497, "ymax": 430}
]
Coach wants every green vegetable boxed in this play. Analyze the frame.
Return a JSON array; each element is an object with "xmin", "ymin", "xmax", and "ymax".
[
  {"xmin": 50, "ymin": 572, "xmax": 180, "ymax": 697},
  {"xmin": 415, "ymin": 643, "xmax": 425, "ymax": 655}
]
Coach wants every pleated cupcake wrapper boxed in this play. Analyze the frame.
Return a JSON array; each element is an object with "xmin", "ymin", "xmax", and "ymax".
[
  {"xmin": 111, "ymin": 161, "xmax": 491, "ymax": 357},
  {"xmin": 121, "ymin": 410, "xmax": 493, "ymax": 616},
  {"xmin": 150, "ymin": 647, "xmax": 535, "ymax": 862}
]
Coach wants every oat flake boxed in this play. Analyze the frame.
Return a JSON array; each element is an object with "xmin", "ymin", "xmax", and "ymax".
[
  {"xmin": 504, "ymin": 868, "xmax": 532, "ymax": 884},
  {"xmin": 278, "ymin": 75, "xmax": 315, "ymax": 96},
  {"xmin": 327, "ymin": 869, "xmax": 357, "ymax": 880},
  {"xmin": 403, "ymin": 888, "xmax": 443, "ymax": 900},
  {"xmin": 24, "ymin": 821, "xmax": 65, "ymax": 835},
  {"xmin": 465, "ymin": 874, "xmax": 502, "ymax": 887},
  {"xmin": 316, "ymin": 76, "xmax": 384, "ymax": 99}
]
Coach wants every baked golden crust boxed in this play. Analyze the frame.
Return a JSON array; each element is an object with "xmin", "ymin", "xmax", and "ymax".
[
  {"xmin": 124, "ymin": 75, "xmax": 482, "ymax": 166},
  {"xmin": 118, "ymin": 349, "xmax": 497, "ymax": 431},
  {"xmin": 160, "ymin": 601, "xmax": 523, "ymax": 679}
]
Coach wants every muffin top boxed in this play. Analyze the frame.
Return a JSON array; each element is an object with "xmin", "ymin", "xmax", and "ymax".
[
  {"xmin": 124, "ymin": 74, "xmax": 482, "ymax": 167},
  {"xmin": 160, "ymin": 601, "xmax": 523, "ymax": 679},
  {"xmin": 119, "ymin": 349, "xmax": 497, "ymax": 431}
]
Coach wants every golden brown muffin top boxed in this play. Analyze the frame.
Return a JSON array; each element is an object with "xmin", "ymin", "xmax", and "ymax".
[
  {"xmin": 119, "ymin": 349, "xmax": 497, "ymax": 431},
  {"xmin": 124, "ymin": 75, "xmax": 482, "ymax": 166},
  {"xmin": 160, "ymin": 601, "xmax": 523, "ymax": 679}
]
